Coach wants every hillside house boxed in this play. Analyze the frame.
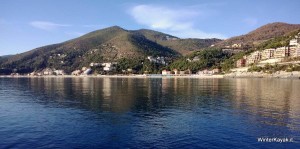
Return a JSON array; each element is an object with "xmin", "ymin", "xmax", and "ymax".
[
  {"xmin": 162, "ymin": 70, "xmax": 171, "ymax": 75},
  {"xmin": 29, "ymin": 71, "xmax": 37, "ymax": 76},
  {"xmin": 54, "ymin": 70, "xmax": 65, "ymax": 75},
  {"xmin": 197, "ymin": 69, "xmax": 212, "ymax": 75},
  {"xmin": 147, "ymin": 56, "xmax": 167, "ymax": 65},
  {"xmin": 82, "ymin": 67, "xmax": 88, "ymax": 71},
  {"xmin": 192, "ymin": 56, "xmax": 200, "ymax": 62},
  {"xmin": 290, "ymin": 47, "xmax": 300, "ymax": 57},
  {"xmin": 212, "ymin": 68, "xmax": 221, "ymax": 74},
  {"xmin": 246, "ymin": 51, "xmax": 262, "ymax": 66},
  {"xmin": 262, "ymin": 49, "xmax": 275, "ymax": 60},
  {"xmin": 71, "ymin": 70, "xmax": 81, "ymax": 76},
  {"xmin": 274, "ymin": 47, "xmax": 289, "ymax": 58},
  {"xmin": 185, "ymin": 69, "xmax": 192, "ymax": 75},
  {"xmin": 82, "ymin": 68, "xmax": 92, "ymax": 75},
  {"xmin": 43, "ymin": 68, "xmax": 54, "ymax": 75},
  {"xmin": 102, "ymin": 62, "xmax": 117, "ymax": 71},
  {"xmin": 179, "ymin": 71, "xmax": 185, "ymax": 75},
  {"xmin": 236, "ymin": 58, "xmax": 246, "ymax": 68},
  {"xmin": 197, "ymin": 68, "xmax": 220, "ymax": 75},
  {"xmin": 90, "ymin": 63, "xmax": 101, "ymax": 67},
  {"xmin": 165, "ymin": 36, "xmax": 178, "ymax": 41},
  {"xmin": 173, "ymin": 69, "xmax": 179, "ymax": 75},
  {"xmin": 232, "ymin": 43, "xmax": 242, "ymax": 48},
  {"xmin": 290, "ymin": 33, "xmax": 300, "ymax": 47}
]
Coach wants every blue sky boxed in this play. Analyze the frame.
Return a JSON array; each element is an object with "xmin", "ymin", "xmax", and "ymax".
[{"xmin": 1, "ymin": 0, "xmax": 300, "ymax": 56}]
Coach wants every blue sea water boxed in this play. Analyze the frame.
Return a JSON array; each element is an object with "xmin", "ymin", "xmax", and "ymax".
[{"xmin": 0, "ymin": 77, "xmax": 299, "ymax": 148}]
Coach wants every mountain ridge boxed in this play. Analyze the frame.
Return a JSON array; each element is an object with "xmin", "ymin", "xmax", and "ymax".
[
  {"xmin": 0, "ymin": 26, "xmax": 220, "ymax": 73},
  {"xmin": 217, "ymin": 22, "xmax": 300, "ymax": 47},
  {"xmin": 1, "ymin": 22, "xmax": 300, "ymax": 74}
]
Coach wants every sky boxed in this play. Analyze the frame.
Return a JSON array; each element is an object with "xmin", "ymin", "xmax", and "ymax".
[{"xmin": 1, "ymin": 0, "xmax": 300, "ymax": 56}]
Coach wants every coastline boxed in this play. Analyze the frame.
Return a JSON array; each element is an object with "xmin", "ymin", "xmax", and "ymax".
[
  {"xmin": 0, "ymin": 74, "xmax": 224, "ymax": 79},
  {"xmin": 224, "ymin": 71, "xmax": 300, "ymax": 79},
  {"xmin": 2, "ymin": 72, "xmax": 300, "ymax": 79}
]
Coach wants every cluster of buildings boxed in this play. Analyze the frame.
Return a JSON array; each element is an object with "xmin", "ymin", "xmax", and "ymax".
[
  {"xmin": 71, "ymin": 62, "xmax": 118, "ymax": 76},
  {"xmin": 162, "ymin": 69, "xmax": 191, "ymax": 75},
  {"xmin": 147, "ymin": 56, "xmax": 167, "ymax": 65},
  {"xmin": 197, "ymin": 68, "xmax": 220, "ymax": 75},
  {"xmin": 29, "ymin": 68, "xmax": 66, "ymax": 76},
  {"xmin": 223, "ymin": 43, "xmax": 243, "ymax": 49},
  {"xmin": 90, "ymin": 62, "xmax": 117, "ymax": 71},
  {"xmin": 236, "ymin": 33, "xmax": 300, "ymax": 67},
  {"xmin": 162, "ymin": 68, "xmax": 221, "ymax": 76},
  {"xmin": 71, "ymin": 67, "xmax": 92, "ymax": 76}
]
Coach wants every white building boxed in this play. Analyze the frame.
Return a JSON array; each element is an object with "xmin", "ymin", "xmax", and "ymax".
[
  {"xmin": 192, "ymin": 56, "xmax": 200, "ymax": 62},
  {"xmin": 232, "ymin": 43, "xmax": 242, "ymax": 48},
  {"xmin": 102, "ymin": 62, "xmax": 117, "ymax": 71},
  {"xmin": 197, "ymin": 69, "xmax": 213, "ymax": 75},
  {"xmin": 290, "ymin": 47, "xmax": 300, "ymax": 58},
  {"xmin": 290, "ymin": 33, "xmax": 300, "ymax": 47},
  {"xmin": 90, "ymin": 63, "xmax": 101, "ymax": 67},
  {"xmin": 43, "ymin": 68, "xmax": 54, "ymax": 75},
  {"xmin": 290, "ymin": 39, "xmax": 299, "ymax": 47},
  {"xmin": 147, "ymin": 56, "xmax": 167, "ymax": 65},
  {"xmin": 82, "ymin": 68, "xmax": 92, "ymax": 75},
  {"xmin": 162, "ymin": 70, "xmax": 171, "ymax": 75},
  {"xmin": 71, "ymin": 70, "xmax": 81, "ymax": 76},
  {"xmin": 173, "ymin": 69, "xmax": 179, "ymax": 75},
  {"xmin": 54, "ymin": 70, "xmax": 65, "ymax": 75}
]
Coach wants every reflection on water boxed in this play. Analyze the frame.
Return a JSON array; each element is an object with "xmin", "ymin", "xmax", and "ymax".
[
  {"xmin": 0, "ymin": 77, "xmax": 299, "ymax": 148},
  {"xmin": 24, "ymin": 78, "xmax": 229, "ymax": 113}
]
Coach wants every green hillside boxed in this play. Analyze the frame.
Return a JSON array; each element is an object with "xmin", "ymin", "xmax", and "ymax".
[
  {"xmin": 0, "ymin": 26, "xmax": 184, "ymax": 73},
  {"xmin": 135, "ymin": 29, "xmax": 222, "ymax": 55},
  {"xmin": 2, "ymin": 23, "xmax": 299, "ymax": 75},
  {"xmin": 217, "ymin": 22, "xmax": 300, "ymax": 48}
]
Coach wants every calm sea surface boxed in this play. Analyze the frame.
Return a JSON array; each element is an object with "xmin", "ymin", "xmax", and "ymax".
[{"xmin": 0, "ymin": 77, "xmax": 299, "ymax": 148}]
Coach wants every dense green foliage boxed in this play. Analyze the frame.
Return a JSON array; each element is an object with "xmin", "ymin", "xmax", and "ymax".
[
  {"xmin": 168, "ymin": 48, "xmax": 231, "ymax": 72},
  {"xmin": 134, "ymin": 29, "xmax": 221, "ymax": 55},
  {"xmin": 248, "ymin": 63, "xmax": 300, "ymax": 73},
  {"xmin": 0, "ymin": 26, "xmax": 186, "ymax": 74},
  {"xmin": 130, "ymin": 34, "xmax": 179, "ymax": 56},
  {"xmin": 221, "ymin": 52, "xmax": 247, "ymax": 72},
  {"xmin": 116, "ymin": 58, "xmax": 165, "ymax": 74},
  {"xmin": 256, "ymin": 30, "xmax": 300, "ymax": 50}
]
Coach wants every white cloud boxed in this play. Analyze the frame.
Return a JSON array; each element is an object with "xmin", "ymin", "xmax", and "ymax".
[
  {"xmin": 129, "ymin": 5, "xmax": 225, "ymax": 39},
  {"xmin": 130, "ymin": 5, "xmax": 196, "ymax": 31},
  {"xmin": 169, "ymin": 29, "xmax": 226, "ymax": 39},
  {"xmin": 30, "ymin": 21, "xmax": 70, "ymax": 31}
]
